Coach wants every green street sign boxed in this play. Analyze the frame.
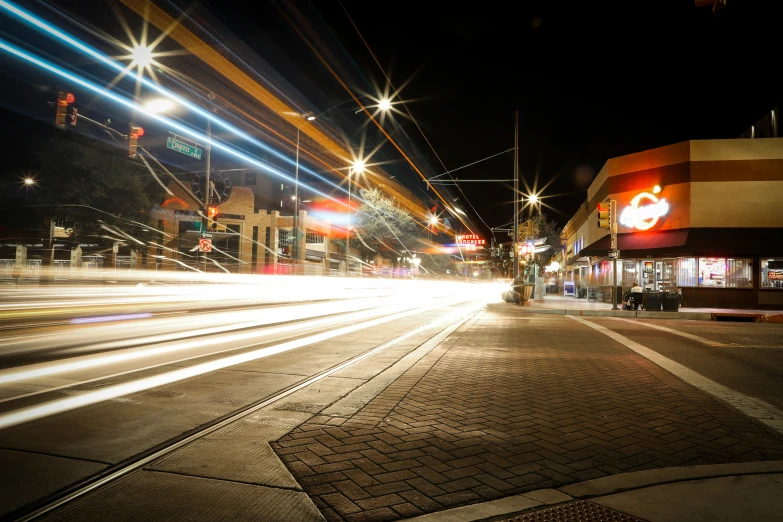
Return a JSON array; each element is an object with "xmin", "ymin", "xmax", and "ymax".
[{"xmin": 167, "ymin": 137, "xmax": 202, "ymax": 160}]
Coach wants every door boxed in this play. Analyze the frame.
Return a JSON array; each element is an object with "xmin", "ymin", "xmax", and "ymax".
[{"xmin": 661, "ymin": 258, "xmax": 676, "ymax": 292}]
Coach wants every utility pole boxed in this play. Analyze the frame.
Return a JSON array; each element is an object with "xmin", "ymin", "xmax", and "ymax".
[
  {"xmin": 513, "ymin": 111, "xmax": 519, "ymax": 280},
  {"xmin": 610, "ymin": 199, "xmax": 619, "ymax": 310},
  {"xmin": 293, "ymin": 127, "xmax": 300, "ymax": 274},
  {"xmin": 202, "ymin": 119, "xmax": 212, "ymax": 273}
]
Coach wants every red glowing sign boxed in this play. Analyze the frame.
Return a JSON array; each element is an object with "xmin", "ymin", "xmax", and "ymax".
[{"xmin": 456, "ymin": 234, "xmax": 485, "ymax": 246}]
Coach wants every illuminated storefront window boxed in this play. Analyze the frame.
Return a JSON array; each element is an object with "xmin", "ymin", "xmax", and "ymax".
[
  {"xmin": 696, "ymin": 258, "xmax": 752, "ymax": 288},
  {"xmin": 761, "ymin": 259, "xmax": 783, "ymax": 288},
  {"xmin": 677, "ymin": 258, "xmax": 697, "ymax": 287}
]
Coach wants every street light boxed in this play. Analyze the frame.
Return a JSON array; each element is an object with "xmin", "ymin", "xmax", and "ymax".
[
  {"xmin": 24, "ymin": 178, "xmax": 35, "ymax": 186},
  {"xmin": 130, "ymin": 44, "xmax": 154, "ymax": 68},
  {"xmin": 145, "ymin": 98, "xmax": 176, "ymax": 114},
  {"xmin": 527, "ymin": 193, "xmax": 539, "ymax": 204},
  {"xmin": 378, "ymin": 98, "xmax": 392, "ymax": 112}
]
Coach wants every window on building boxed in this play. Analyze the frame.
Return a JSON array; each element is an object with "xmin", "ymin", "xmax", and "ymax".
[
  {"xmin": 306, "ymin": 231, "xmax": 325, "ymax": 244},
  {"xmin": 573, "ymin": 236, "xmax": 584, "ymax": 256},
  {"xmin": 725, "ymin": 259, "xmax": 752, "ymax": 288},
  {"xmin": 698, "ymin": 258, "xmax": 725, "ymax": 287},
  {"xmin": 245, "ymin": 172, "xmax": 256, "ymax": 185},
  {"xmin": 762, "ymin": 259, "xmax": 783, "ymax": 288},
  {"xmin": 278, "ymin": 229, "xmax": 292, "ymax": 251},
  {"xmin": 677, "ymin": 258, "xmax": 697, "ymax": 287}
]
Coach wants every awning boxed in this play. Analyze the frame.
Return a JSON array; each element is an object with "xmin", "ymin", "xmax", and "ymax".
[
  {"xmin": 580, "ymin": 228, "xmax": 783, "ymax": 258},
  {"xmin": 580, "ymin": 229, "xmax": 688, "ymax": 258}
]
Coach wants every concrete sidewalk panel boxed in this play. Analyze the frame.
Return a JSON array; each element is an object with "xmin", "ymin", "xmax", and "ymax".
[
  {"xmin": 593, "ymin": 473, "xmax": 783, "ymax": 522},
  {"xmin": 565, "ymin": 309, "xmax": 635, "ymax": 317},
  {"xmin": 516, "ymin": 308, "xmax": 566, "ymax": 315},
  {"xmin": 42, "ymin": 469, "xmax": 325, "ymax": 522},
  {"xmin": 0, "ymin": 449, "xmax": 106, "ymax": 517},
  {"xmin": 636, "ymin": 311, "xmax": 713, "ymax": 320},
  {"xmin": 559, "ymin": 461, "xmax": 783, "ymax": 498}
]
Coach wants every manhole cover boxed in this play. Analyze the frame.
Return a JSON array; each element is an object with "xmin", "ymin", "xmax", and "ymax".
[{"xmin": 504, "ymin": 500, "xmax": 647, "ymax": 522}]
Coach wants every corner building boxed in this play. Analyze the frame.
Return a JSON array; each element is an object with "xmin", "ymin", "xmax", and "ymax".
[{"xmin": 562, "ymin": 138, "xmax": 783, "ymax": 309}]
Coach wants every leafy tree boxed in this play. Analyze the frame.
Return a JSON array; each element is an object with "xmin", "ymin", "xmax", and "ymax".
[
  {"xmin": 35, "ymin": 132, "xmax": 162, "ymax": 243},
  {"xmin": 352, "ymin": 188, "xmax": 419, "ymax": 256},
  {"xmin": 517, "ymin": 212, "xmax": 563, "ymax": 275}
]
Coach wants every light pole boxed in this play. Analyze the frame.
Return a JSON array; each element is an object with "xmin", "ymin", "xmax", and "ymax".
[
  {"xmin": 513, "ymin": 111, "xmax": 519, "ymax": 281},
  {"xmin": 347, "ymin": 161, "xmax": 365, "ymax": 265}
]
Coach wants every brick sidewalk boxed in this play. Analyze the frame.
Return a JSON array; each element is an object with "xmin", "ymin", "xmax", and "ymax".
[{"xmin": 271, "ymin": 310, "xmax": 783, "ymax": 521}]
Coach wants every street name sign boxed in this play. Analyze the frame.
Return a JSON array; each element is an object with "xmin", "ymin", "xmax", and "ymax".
[
  {"xmin": 198, "ymin": 238, "xmax": 212, "ymax": 253},
  {"xmin": 167, "ymin": 137, "xmax": 203, "ymax": 160}
]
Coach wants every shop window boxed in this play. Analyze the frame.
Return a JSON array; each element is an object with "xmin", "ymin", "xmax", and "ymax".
[
  {"xmin": 698, "ymin": 258, "xmax": 725, "ymax": 287},
  {"xmin": 725, "ymin": 259, "xmax": 752, "ymax": 288},
  {"xmin": 676, "ymin": 258, "xmax": 697, "ymax": 287},
  {"xmin": 696, "ymin": 258, "xmax": 752, "ymax": 288},
  {"xmin": 761, "ymin": 259, "xmax": 783, "ymax": 289}
]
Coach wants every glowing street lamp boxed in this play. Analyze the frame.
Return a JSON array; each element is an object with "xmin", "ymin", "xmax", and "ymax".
[
  {"xmin": 130, "ymin": 44, "xmax": 154, "ymax": 68},
  {"xmin": 145, "ymin": 98, "xmax": 176, "ymax": 114},
  {"xmin": 24, "ymin": 178, "xmax": 35, "ymax": 186},
  {"xmin": 527, "ymin": 193, "xmax": 539, "ymax": 204},
  {"xmin": 378, "ymin": 98, "xmax": 392, "ymax": 112}
]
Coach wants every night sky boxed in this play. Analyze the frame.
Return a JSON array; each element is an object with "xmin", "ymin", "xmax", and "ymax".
[
  {"xmin": 2, "ymin": 0, "xmax": 782, "ymax": 238},
  {"xmin": 196, "ymin": 0, "xmax": 782, "ymax": 234}
]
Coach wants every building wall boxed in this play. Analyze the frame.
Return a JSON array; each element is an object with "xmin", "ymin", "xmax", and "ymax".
[{"xmin": 148, "ymin": 182, "xmax": 330, "ymax": 274}]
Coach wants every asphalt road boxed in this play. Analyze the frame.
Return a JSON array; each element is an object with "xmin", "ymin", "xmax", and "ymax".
[
  {"xmin": 0, "ymin": 278, "xmax": 494, "ymax": 519},
  {"xmin": 1, "ymin": 286, "xmax": 782, "ymax": 521},
  {"xmin": 583, "ymin": 317, "xmax": 783, "ymax": 411}
]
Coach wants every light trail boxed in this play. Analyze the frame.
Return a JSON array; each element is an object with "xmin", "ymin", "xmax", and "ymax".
[
  {"xmin": 0, "ymin": 295, "xmax": 481, "ymax": 430},
  {"xmin": 0, "ymin": 0, "xmax": 340, "ymax": 189},
  {"xmin": 0, "ymin": 38, "xmax": 353, "ymax": 206},
  {"xmin": 0, "ymin": 295, "xmax": 425, "ymax": 384}
]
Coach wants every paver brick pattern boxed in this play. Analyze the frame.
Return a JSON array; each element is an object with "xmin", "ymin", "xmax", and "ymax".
[{"xmin": 272, "ymin": 312, "xmax": 783, "ymax": 521}]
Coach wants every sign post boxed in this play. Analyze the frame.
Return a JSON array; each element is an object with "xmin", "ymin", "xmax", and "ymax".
[{"xmin": 610, "ymin": 199, "xmax": 619, "ymax": 310}]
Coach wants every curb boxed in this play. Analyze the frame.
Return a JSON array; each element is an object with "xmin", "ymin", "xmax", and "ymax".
[
  {"xmin": 509, "ymin": 306, "xmax": 714, "ymax": 321},
  {"xmin": 407, "ymin": 461, "xmax": 783, "ymax": 521}
]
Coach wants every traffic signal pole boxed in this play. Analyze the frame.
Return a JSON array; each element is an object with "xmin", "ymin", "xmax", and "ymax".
[
  {"xmin": 513, "ymin": 111, "xmax": 519, "ymax": 281},
  {"xmin": 202, "ymin": 119, "xmax": 212, "ymax": 273},
  {"xmin": 610, "ymin": 200, "xmax": 618, "ymax": 310}
]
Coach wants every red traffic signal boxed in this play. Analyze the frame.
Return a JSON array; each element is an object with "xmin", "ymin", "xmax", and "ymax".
[
  {"xmin": 55, "ymin": 91, "xmax": 75, "ymax": 129},
  {"xmin": 128, "ymin": 125, "xmax": 144, "ymax": 158},
  {"xmin": 207, "ymin": 206, "xmax": 219, "ymax": 218}
]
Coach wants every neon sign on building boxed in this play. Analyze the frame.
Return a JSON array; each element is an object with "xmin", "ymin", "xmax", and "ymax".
[
  {"xmin": 620, "ymin": 191, "xmax": 669, "ymax": 231},
  {"xmin": 456, "ymin": 234, "xmax": 485, "ymax": 252}
]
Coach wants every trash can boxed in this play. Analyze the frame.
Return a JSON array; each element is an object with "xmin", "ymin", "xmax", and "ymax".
[
  {"xmin": 643, "ymin": 291, "xmax": 662, "ymax": 311},
  {"xmin": 662, "ymin": 292, "xmax": 680, "ymax": 312}
]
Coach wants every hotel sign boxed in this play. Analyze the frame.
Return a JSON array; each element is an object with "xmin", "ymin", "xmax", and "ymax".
[
  {"xmin": 620, "ymin": 192, "xmax": 669, "ymax": 231},
  {"xmin": 456, "ymin": 234, "xmax": 485, "ymax": 252}
]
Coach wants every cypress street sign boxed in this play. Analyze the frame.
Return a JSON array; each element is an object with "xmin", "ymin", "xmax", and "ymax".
[{"xmin": 167, "ymin": 137, "xmax": 203, "ymax": 160}]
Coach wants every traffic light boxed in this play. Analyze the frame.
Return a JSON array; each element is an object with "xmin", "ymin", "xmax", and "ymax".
[
  {"xmin": 597, "ymin": 202, "xmax": 611, "ymax": 229},
  {"xmin": 128, "ymin": 125, "xmax": 144, "ymax": 158},
  {"xmin": 207, "ymin": 206, "xmax": 219, "ymax": 231},
  {"xmin": 65, "ymin": 105, "xmax": 78, "ymax": 126},
  {"xmin": 54, "ymin": 91, "xmax": 75, "ymax": 129}
]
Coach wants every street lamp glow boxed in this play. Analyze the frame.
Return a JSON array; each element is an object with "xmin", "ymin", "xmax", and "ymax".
[
  {"xmin": 145, "ymin": 98, "xmax": 175, "ymax": 114},
  {"xmin": 378, "ymin": 98, "xmax": 392, "ymax": 111},
  {"xmin": 130, "ymin": 44, "xmax": 154, "ymax": 67},
  {"xmin": 429, "ymin": 216, "xmax": 438, "ymax": 226},
  {"xmin": 307, "ymin": 115, "xmax": 316, "ymax": 121},
  {"xmin": 352, "ymin": 160, "xmax": 365, "ymax": 173},
  {"xmin": 528, "ymin": 194, "xmax": 539, "ymax": 204},
  {"xmin": 290, "ymin": 195, "xmax": 298, "ymax": 201},
  {"xmin": 24, "ymin": 178, "xmax": 35, "ymax": 186}
]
